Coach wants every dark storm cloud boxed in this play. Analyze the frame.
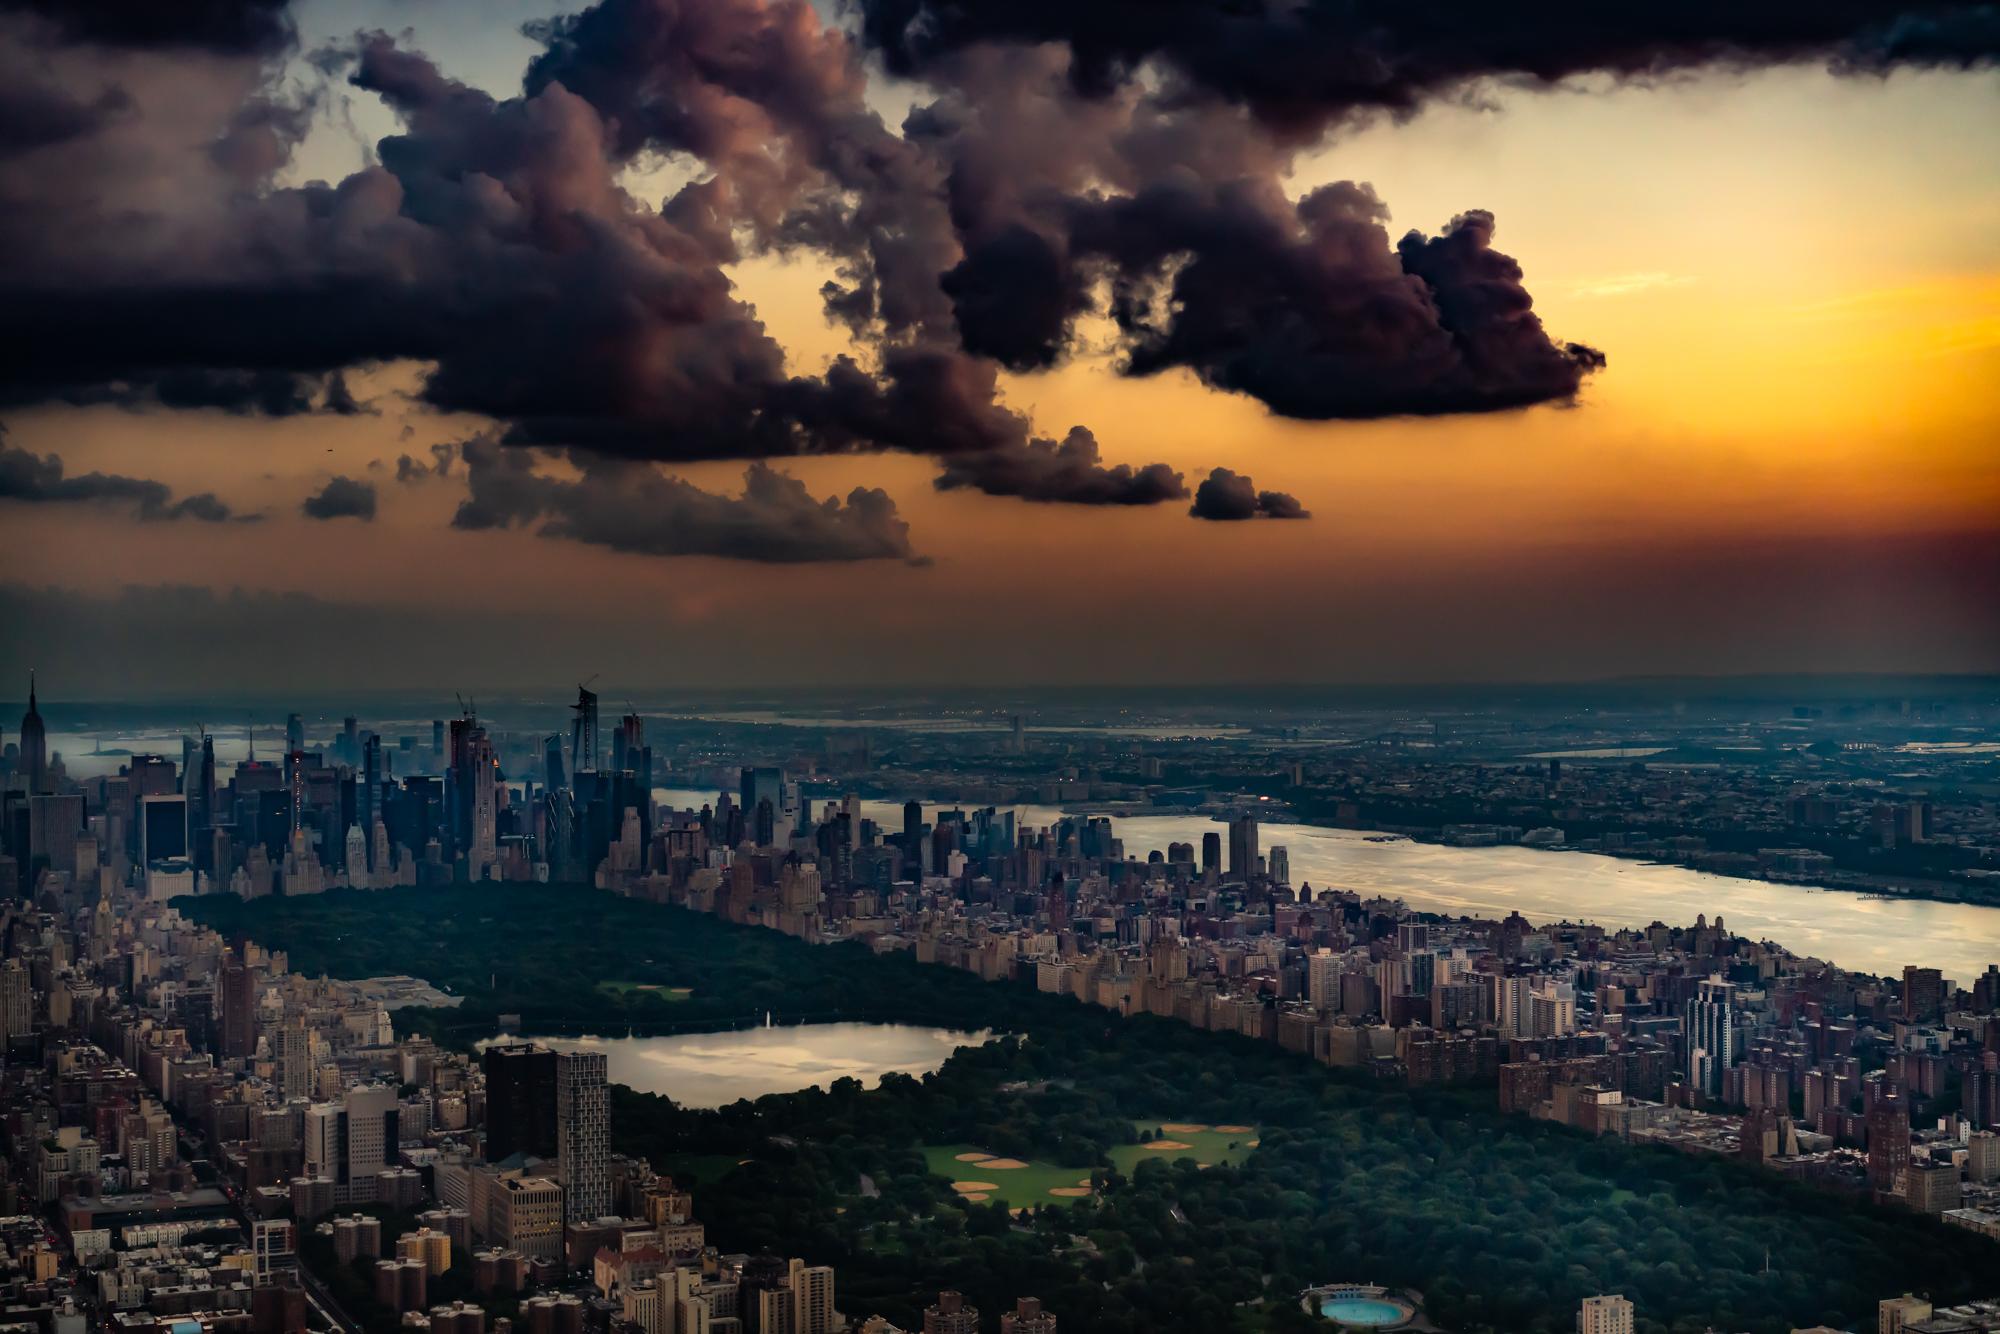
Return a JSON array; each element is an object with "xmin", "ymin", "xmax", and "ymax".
[
  {"xmin": 858, "ymin": 0, "xmax": 2000, "ymax": 134},
  {"xmin": 933, "ymin": 426, "xmax": 1186, "ymax": 505},
  {"xmin": 0, "ymin": 0, "xmax": 295, "ymax": 55},
  {"xmin": 35, "ymin": 0, "xmax": 1983, "ymax": 540},
  {"xmin": 301, "ymin": 475, "xmax": 378, "ymax": 521},
  {"xmin": 944, "ymin": 178, "xmax": 1604, "ymax": 419},
  {"xmin": 0, "ymin": 439, "xmax": 237, "ymax": 521},
  {"xmin": 453, "ymin": 440, "xmax": 920, "ymax": 564},
  {"xmin": 1188, "ymin": 467, "xmax": 1309, "ymax": 521},
  {"xmin": 0, "ymin": 79, "xmax": 128, "ymax": 158}
]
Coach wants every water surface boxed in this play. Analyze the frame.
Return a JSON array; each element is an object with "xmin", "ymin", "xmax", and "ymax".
[{"xmin": 488, "ymin": 1022, "xmax": 990, "ymax": 1108}]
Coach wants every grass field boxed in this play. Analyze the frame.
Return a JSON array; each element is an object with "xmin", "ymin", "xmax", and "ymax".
[
  {"xmin": 921, "ymin": 1144, "xmax": 1100, "ymax": 1209},
  {"xmin": 1105, "ymin": 1121, "xmax": 1260, "ymax": 1177},
  {"xmin": 595, "ymin": 979, "xmax": 693, "ymax": 1000},
  {"xmin": 925, "ymin": 1120, "xmax": 1262, "ymax": 1209}
]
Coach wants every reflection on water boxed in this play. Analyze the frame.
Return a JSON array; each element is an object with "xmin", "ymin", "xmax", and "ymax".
[{"xmin": 483, "ymin": 1022, "xmax": 991, "ymax": 1109}]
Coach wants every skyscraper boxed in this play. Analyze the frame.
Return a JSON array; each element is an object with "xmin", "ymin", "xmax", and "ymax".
[
  {"xmin": 0, "ymin": 958, "xmax": 33, "ymax": 1053},
  {"xmin": 1684, "ymin": 977, "xmax": 1737, "ymax": 1099},
  {"xmin": 18, "ymin": 672, "xmax": 46, "ymax": 794},
  {"xmin": 219, "ymin": 954, "xmax": 259, "ymax": 1061},
  {"xmin": 1868, "ymin": 1090, "xmax": 1911, "ymax": 1201},
  {"xmin": 279, "ymin": 1015, "xmax": 313, "ymax": 1100},
  {"xmin": 557, "ymin": 1050, "xmax": 609, "ymax": 1224},
  {"xmin": 570, "ymin": 685, "xmax": 600, "ymax": 776},
  {"xmin": 1227, "ymin": 814, "xmax": 1259, "ymax": 880},
  {"xmin": 484, "ymin": 1043, "xmax": 559, "ymax": 1162},
  {"xmin": 140, "ymin": 794, "xmax": 189, "ymax": 866},
  {"xmin": 362, "ymin": 735, "xmax": 383, "ymax": 869}
]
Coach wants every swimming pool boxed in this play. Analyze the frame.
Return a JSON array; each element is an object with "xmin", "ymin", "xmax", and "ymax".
[{"xmin": 1319, "ymin": 1296, "xmax": 1409, "ymax": 1327}]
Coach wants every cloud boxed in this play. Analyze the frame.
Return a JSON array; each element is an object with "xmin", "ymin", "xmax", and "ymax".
[
  {"xmin": 301, "ymin": 474, "xmax": 377, "ymax": 521},
  {"xmin": 1188, "ymin": 467, "xmax": 1309, "ymax": 521},
  {"xmin": 857, "ymin": 0, "xmax": 2000, "ymax": 134},
  {"xmin": 1077, "ymin": 187, "xmax": 1605, "ymax": 419},
  {"xmin": 395, "ymin": 443, "xmax": 456, "ymax": 483},
  {"xmin": 933, "ymin": 426, "xmax": 1186, "ymax": 505},
  {"xmin": 452, "ymin": 441, "xmax": 921, "ymax": 564},
  {"xmin": 0, "ymin": 0, "xmax": 296, "ymax": 56},
  {"xmin": 0, "ymin": 438, "xmax": 237, "ymax": 521}
]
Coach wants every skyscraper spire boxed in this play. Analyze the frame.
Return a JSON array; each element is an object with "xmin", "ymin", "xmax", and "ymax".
[{"xmin": 19, "ymin": 669, "xmax": 47, "ymax": 793}]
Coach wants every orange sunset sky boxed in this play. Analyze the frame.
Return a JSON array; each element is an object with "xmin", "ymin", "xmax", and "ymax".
[{"xmin": 1, "ymin": 0, "xmax": 1996, "ymax": 691}]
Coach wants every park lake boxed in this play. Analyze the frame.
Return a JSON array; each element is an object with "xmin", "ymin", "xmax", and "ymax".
[{"xmin": 479, "ymin": 1021, "xmax": 992, "ymax": 1108}]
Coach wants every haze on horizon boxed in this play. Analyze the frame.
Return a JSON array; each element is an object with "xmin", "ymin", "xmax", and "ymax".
[{"xmin": 1, "ymin": 0, "xmax": 1996, "ymax": 694}]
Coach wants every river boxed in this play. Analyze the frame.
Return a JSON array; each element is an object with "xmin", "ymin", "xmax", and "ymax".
[
  {"xmin": 479, "ymin": 1022, "xmax": 990, "ymax": 1108},
  {"xmin": 655, "ymin": 788, "xmax": 2000, "ymax": 982}
]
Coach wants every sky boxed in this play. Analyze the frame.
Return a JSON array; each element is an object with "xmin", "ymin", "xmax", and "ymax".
[{"xmin": 0, "ymin": 0, "xmax": 1996, "ymax": 695}]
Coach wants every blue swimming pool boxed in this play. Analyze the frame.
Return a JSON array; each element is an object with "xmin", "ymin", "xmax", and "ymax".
[{"xmin": 1319, "ymin": 1297, "xmax": 1408, "ymax": 1327}]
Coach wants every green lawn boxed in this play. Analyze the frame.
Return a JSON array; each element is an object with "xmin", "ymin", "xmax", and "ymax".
[
  {"xmin": 1106, "ymin": 1121, "xmax": 1260, "ymax": 1177},
  {"xmin": 922, "ymin": 1143, "xmax": 1100, "ymax": 1209},
  {"xmin": 595, "ymin": 979, "xmax": 693, "ymax": 1001},
  {"xmin": 925, "ymin": 1121, "xmax": 1260, "ymax": 1209}
]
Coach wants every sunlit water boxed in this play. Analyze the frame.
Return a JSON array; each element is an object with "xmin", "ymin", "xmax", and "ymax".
[{"xmin": 480, "ymin": 1022, "xmax": 990, "ymax": 1108}]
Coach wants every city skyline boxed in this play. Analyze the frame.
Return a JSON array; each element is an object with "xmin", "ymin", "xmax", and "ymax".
[{"xmin": 1, "ymin": 0, "xmax": 1997, "ymax": 690}]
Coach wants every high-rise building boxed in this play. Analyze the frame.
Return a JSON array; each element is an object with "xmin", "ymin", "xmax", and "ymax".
[
  {"xmin": 362, "ymin": 735, "xmax": 383, "ymax": 868},
  {"xmin": 1903, "ymin": 1161, "xmax": 1961, "ymax": 1214},
  {"xmin": 557, "ymin": 1050, "xmax": 609, "ymax": 1224},
  {"xmin": 923, "ymin": 1290, "xmax": 979, "ymax": 1334},
  {"xmin": 219, "ymin": 955, "xmax": 259, "ymax": 1060},
  {"xmin": 0, "ymin": 958, "xmax": 33, "ymax": 1052},
  {"xmin": 1199, "ymin": 831, "xmax": 1220, "ymax": 876},
  {"xmin": 1000, "ymin": 1298, "xmax": 1057, "ymax": 1334},
  {"xmin": 1268, "ymin": 845, "xmax": 1290, "ymax": 886},
  {"xmin": 18, "ymin": 672, "xmax": 47, "ymax": 794},
  {"xmin": 279, "ymin": 1015, "xmax": 313, "ymax": 1100},
  {"xmin": 1578, "ymin": 1295, "xmax": 1634, "ymax": 1334},
  {"xmin": 1684, "ymin": 977, "xmax": 1737, "ymax": 1099},
  {"xmin": 140, "ymin": 794, "xmax": 189, "ymax": 866},
  {"xmin": 1226, "ymin": 814, "xmax": 1258, "ymax": 880},
  {"xmin": 484, "ymin": 1043, "xmax": 559, "ymax": 1163},
  {"xmin": 570, "ymin": 685, "xmax": 600, "ymax": 776},
  {"xmin": 1967, "ymin": 1130, "xmax": 2000, "ymax": 1185},
  {"xmin": 1901, "ymin": 966, "xmax": 1945, "ymax": 1024},
  {"xmin": 756, "ymin": 1258, "xmax": 837, "ymax": 1334},
  {"xmin": 251, "ymin": 1219, "xmax": 297, "ymax": 1286},
  {"xmin": 1867, "ymin": 1091, "xmax": 1911, "ymax": 1201},
  {"xmin": 305, "ymin": 1083, "xmax": 401, "ymax": 1202},
  {"xmin": 193, "ymin": 733, "xmax": 218, "ymax": 840},
  {"xmin": 285, "ymin": 712, "xmax": 305, "ymax": 755}
]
